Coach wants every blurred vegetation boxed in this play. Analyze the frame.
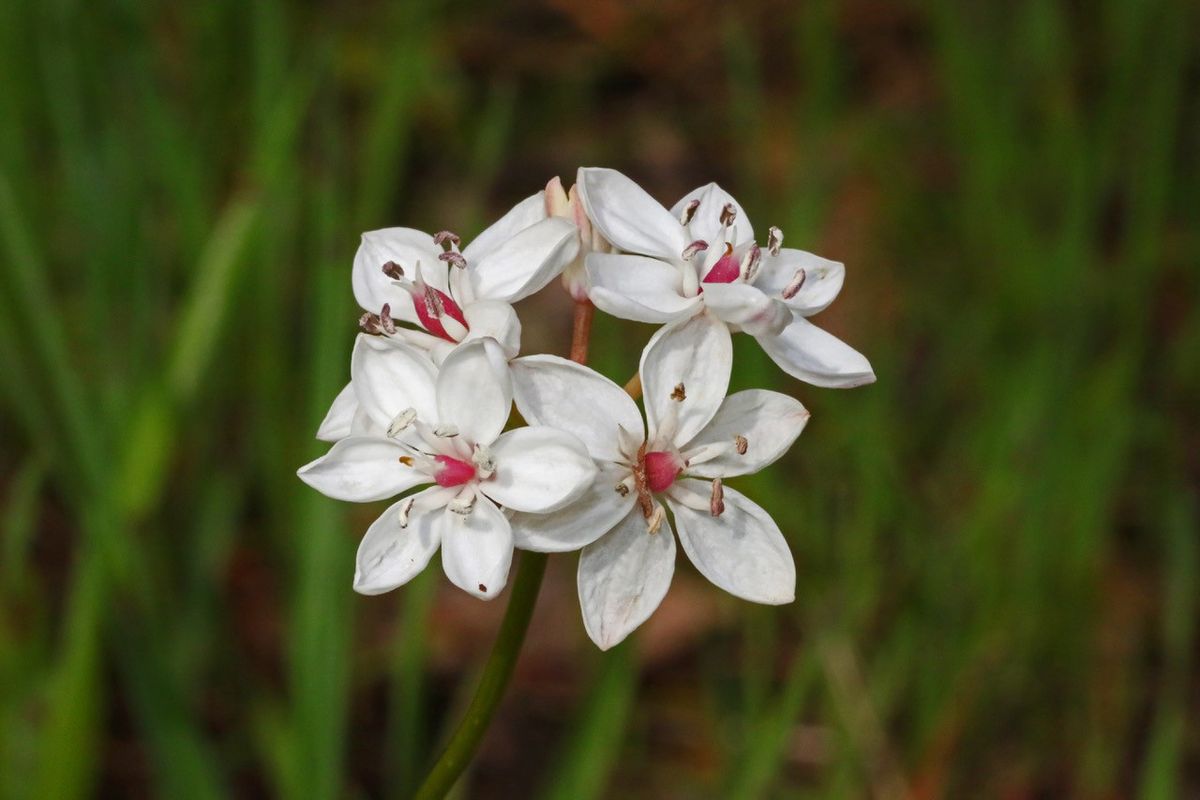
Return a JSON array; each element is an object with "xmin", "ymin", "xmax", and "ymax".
[{"xmin": 1, "ymin": 0, "xmax": 1197, "ymax": 797}]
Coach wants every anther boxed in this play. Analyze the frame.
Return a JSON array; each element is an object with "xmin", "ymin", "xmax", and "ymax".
[
  {"xmin": 438, "ymin": 251, "xmax": 467, "ymax": 269},
  {"xmin": 679, "ymin": 198, "xmax": 700, "ymax": 226},
  {"xmin": 647, "ymin": 505, "xmax": 665, "ymax": 534},
  {"xmin": 359, "ymin": 312, "xmax": 384, "ymax": 335},
  {"xmin": 382, "ymin": 261, "xmax": 405, "ymax": 279},
  {"xmin": 767, "ymin": 226, "xmax": 783, "ymax": 256},
  {"xmin": 399, "ymin": 456, "xmax": 414, "ymax": 466},
  {"xmin": 379, "ymin": 303, "xmax": 397, "ymax": 335},
  {"xmin": 471, "ymin": 445, "xmax": 496, "ymax": 478},
  {"xmin": 448, "ymin": 495, "xmax": 475, "ymax": 516},
  {"xmin": 433, "ymin": 423, "xmax": 459, "ymax": 438},
  {"xmin": 432, "ymin": 231, "xmax": 461, "ymax": 251},
  {"xmin": 387, "ymin": 408, "xmax": 418, "ymax": 438},
  {"xmin": 615, "ymin": 483, "xmax": 630, "ymax": 497},
  {"xmin": 681, "ymin": 240, "xmax": 709, "ymax": 261},
  {"xmin": 710, "ymin": 478, "xmax": 725, "ymax": 517},
  {"xmin": 782, "ymin": 269, "xmax": 806, "ymax": 300},
  {"xmin": 734, "ymin": 435, "xmax": 748, "ymax": 455},
  {"xmin": 719, "ymin": 203, "xmax": 737, "ymax": 226},
  {"xmin": 397, "ymin": 496, "xmax": 416, "ymax": 528},
  {"xmin": 740, "ymin": 244, "xmax": 762, "ymax": 282},
  {"xmin": 671, "ymin": 383, "xmax": 686, "ymax": 402}
]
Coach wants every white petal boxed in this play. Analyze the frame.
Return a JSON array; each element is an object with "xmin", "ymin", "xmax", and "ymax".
[
  {"xmin": 439, "ymin": 495, "xmax": 514, "ymax": 600},
  {"xmin": 484, "ymin": 427, "xmax": 598, "ymax": 513},
  {"xmin": 353, "ymin": 491, "xmax": 442, "ymax": 595},
  {"xmin": 297, "ymin": 436, "xmax": 429, "ymax": 502},
  {"xmin": 681, "ymin": 390, "xmax": 809, "ymax": 478},
  {"xmin": 576, "ymin": 167, "xmax": 688, "ymax": 260},
  {"xmin": 510, "ymin": 355, "xmax": 643, "ymax": 462},
  {"xmin": 462, "ymin": 192, "xmax": 548, "ymax": 263},
  {"xmin": 640, "ymin": 312, "xmax": 732, "ymax": 446},
  {"xmin": 352, "ymin": 228, "xmax": 445, "ymax": 317},
  {"xmin": 577, "ymin": 504, "xmax": 676, "ymax": 650},
  {"xmin": 509, "ymin": 461, "xmax": 637, "ymax": 552},
  {"xmin": 460, "ymin": 300, "xmax": 522, "ymax": 360},
  {"xmin": 435, "ymin": 339, "xmax": 512, "ymax": 445},
  {"xmin": 751, "ymin": 249, "xmax": 845, "ymax": 316},
  {"xmin": 316, "ymin": 382, "xmax": 358, "ymax": 442},
  {"xmin": 669, "ymin": 182, "xmax": 755, "ymax": 246},
  {"xmin": 350, "ymin": 334, "xmax": 440, "ymax": 429},
  {"xmin": 471, "ymin": 217, "xmax": 580, "ymax": 303},
  {"xmin": 586, "ymin": 253, "xmax": 702, "ymax": 324},
  {"xmin": 668, "ymin": 481, "xmax": 795, "ymax": 604},
  {"xmin": 700, "ymin": 282, "xmax": 790, "ymax": 337},
  {"xmin": 755, "ymin": 312, "xmax": 876, "ymax": 388}
]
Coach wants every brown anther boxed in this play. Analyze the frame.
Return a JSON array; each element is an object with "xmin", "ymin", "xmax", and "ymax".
[
  {"xmin": 478, "ymin": 583, "xmax": 487, "ymax": 592},
  {"xmin": 433, "ymin": 231, "xmax": 461, "ymax": 251},
  {"xmin": 767, "ymin": 226, "xmax": 783, "ymax": 256},
  {"xmin": 671, "ymin": 383, "xmax": 686, "ymax": 402},
  {"xmin": 719, "ymin": 203, "xmax": 737, "ymax": 226},
  {"xmin": 734, "ymin": 435, "xmax": 748, "ymax": 455},
  {"xmin": 615, "ymin": 483, "xmax": 630, "ymax": 497},
  {"xmin": 398, "ymin": 456, "xmax": 414, "ymax": 466},
  {"xmin": 740, "ymin": 244, "xmax": 762, "ymax": 281},
  {"xmin": 379, "ymin": 303, "xmax": 397, "ymax": 334},
  {"xmin": 710, "ymin": 478, "xmax": 725, "ymax": 517},
  {"xmin": 679, "ymin": 198, "xmax": 700, "ymax": 226},
  {"xmin": 438, "ymin": 251, "xmax": 467, "ymax": 269},
  {"xmin": 681, "ymin": 240, "xmax": 709, "ymax": 261},
  {"xmin": 382, "ymin": 261, "xmax": 405, "ymax": 279},
  {"xmin": 632, "ymin": 442, "xmax": 654, "ymax": 519},
  {"xmin": 359, "ymin": 312, "xmax": 384, "ymax": 335},
  {"xmin": 782, "ymin": 269, "xmax": 806, "ymax": 300}
]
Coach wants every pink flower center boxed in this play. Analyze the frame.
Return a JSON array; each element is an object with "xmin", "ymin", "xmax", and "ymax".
[
  {"xmin": 643, "ymin": 451, "xmax": 681, "ymax": 493},
  {"xmin": 434, "ymin": 454, "xmax": 477, "ymax": 487},
  {"xmin": 412, "ymin": 286, "xmax": 469, "ymax": 341},
  {"xmin": 701, "ymin": 243, "xmax": 739, "ymax": 284}
]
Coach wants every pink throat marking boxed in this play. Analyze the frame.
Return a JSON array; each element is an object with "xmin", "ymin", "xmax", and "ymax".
[
  {"xmin": 643, "ymin": 451, "xmax": 681, "ymax": 493},
  {"xmin": 434, "ymin": 455, "xmax": 477, "ymax": 487},
  {"xmin": 411, "ymin": 287, "xmax": 469, "ymax": 341},
  {"xmin": 701, "ymin": 244, "xmax": 739, "ymax": 284}
]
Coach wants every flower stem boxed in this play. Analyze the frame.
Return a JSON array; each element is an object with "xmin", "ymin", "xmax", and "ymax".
[
  {"xmin": 412, "ymin": 551, "xmax": 547, "ymax": 800},
  {"xmin": 413, "ymin": 297, "xmax": 596, "ymax": 799}
]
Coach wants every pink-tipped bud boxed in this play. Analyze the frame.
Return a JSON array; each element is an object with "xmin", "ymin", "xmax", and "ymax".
[
  {"xmin": 643, "ymin": 451, "xmax": 682, "ymax": 493},
  {"xmin": 434, "ymin": 455, "xmax": 477, "ymax": 488},
  {"xmin": 702, "ymin": 243, "xmax": 740, "ymax": 284}
]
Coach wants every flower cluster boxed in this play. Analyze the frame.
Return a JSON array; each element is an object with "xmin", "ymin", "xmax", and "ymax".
[{"xmin": 299, "ymin": 168, "xmax": 874, "ymax": 649}]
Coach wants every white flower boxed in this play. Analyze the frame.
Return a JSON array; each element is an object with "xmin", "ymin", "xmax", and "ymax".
[
  {"xmin": 577, "ymin": 167, "xmax": 875, "ymax": 388},
  {"xmin": 298, "ymin": 338, "xmax": 598, "ymax": 600},
  {"xmin": 353, "ymin": 190, "xmax": 580, "ymax": 362},
  {"xmin": 509, "ymin": 312, "xmax": 808, "ymax": 649},
  {"xmin": 544, "ymin": 176, "xmax": 611, "ymax": 302}
]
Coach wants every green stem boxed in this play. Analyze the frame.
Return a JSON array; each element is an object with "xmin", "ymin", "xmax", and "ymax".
[{"xmin": 413, "ymin": 551, "xmax": 548, "ymax": 800}]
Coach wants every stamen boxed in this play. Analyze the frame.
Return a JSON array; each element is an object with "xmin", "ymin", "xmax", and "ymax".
[
  {"xmin": 382, "ymin": 261, "xmax": 405, "ymax": 279},
  {"xmin": 433, "ymin": 423, "xmax": 459, "ymax": 438},
  {"xmin": 670, "ymin": 383, "xmax": 686, "ymax": 402},
  {"xmin": 734, "ymin": 435, "xmax": 748, "ymax": 455},
  {"xmin": 647, "ymin": 505, "xmax": 665, "ymax": 534},
  {"xmin": 396, "ymin": 496, "xmax": 416, "ymax": 528},
  {"xmin": 438, "ymin": 251, "xmax": 467, "ymax": 269},
  {"xmin": 399, "ymin": 456, "xmax": 414, "ymax": 467},
  {"xmin": 719, "ymin": 203, "xmax": 737, "ymax": 226},
  {"xmin": 710, "ymin": 478, "xmax": 725, "ymax": 517},
  {"xmin": 387, "ymin": 408, "xmax": 418, "ymax": 438},
  {"xmin": 432, "ymin": 231, "xmax": 461, "ymax": 251},
  {"xmin": 767, "ymin": 226, "xmax": 783, "ymax": 256},
  {"xmin": 471, "ymin": 444, "xmax": 496, "ymax": 479},
  {"xmin": 614, "ymin": 482, "xmax": 631, "ymax": 497},
  {"xmin": 739, "ymin": 244, "xmax": 762, "ymax": 282},
  {"xmin": 681, "ymin": 240, "xmax": 709, "ymax": 261},
  {"xmin": 448, "ymin": 487, "xmax": 476, "ymax": 516},
  {"xmin": 359, "ymin": 312, "xmax": 384, "ymax": 335},
  {"xmin": 782, "ymin": 269, "xmax": 807, "ymax": 300},
  {"xmin": 679, "ymin": 198, "xmax": 700, "ymax": 226},
  {"xmin": 379, "ymin": 303, "xmax": 397, "ymax": 335}
]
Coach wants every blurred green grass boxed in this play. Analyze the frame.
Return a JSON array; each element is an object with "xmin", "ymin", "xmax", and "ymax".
[{"xmin": 0, "ymin": 1, "xmax": 1197, "ymax": 798}]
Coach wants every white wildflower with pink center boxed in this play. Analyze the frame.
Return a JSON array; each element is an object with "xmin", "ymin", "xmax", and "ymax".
[
  {"xmin": 508, "ymin": 314, "xmax": 808, "ymax": 649},
  {"xmin": 577, "ymin": 167, "xmax": 875, "ymax": 388}
]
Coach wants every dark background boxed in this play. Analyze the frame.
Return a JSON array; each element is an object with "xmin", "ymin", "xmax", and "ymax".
[{"xmin": 1, "ymin": 0, "xmax": 1198, "ymax": 797}]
